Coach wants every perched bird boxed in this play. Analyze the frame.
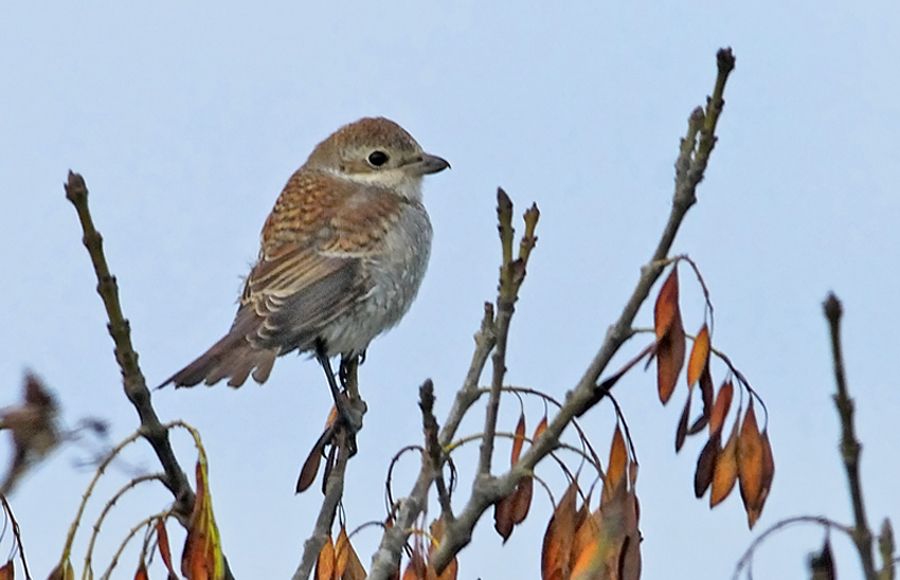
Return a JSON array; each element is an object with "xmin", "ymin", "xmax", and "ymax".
[{"xmin": 160, "ymin": 117, "xmax": 448, "ymax": 406}]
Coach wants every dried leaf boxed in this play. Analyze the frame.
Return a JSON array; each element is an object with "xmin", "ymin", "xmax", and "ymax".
[
  {"xmin": 48, "ymin": 560, "xmax": 74, "ymax": 580},
  {"xmin": 511, "ymin": 476, "xmax": 534, "ymax": 524},
  {"xmin": 316, "ymin": 534, "xmax": 335, "ymax": 580},
  {"xmin": 656, "ymin": 311, "xmax": 685, "ymax": 405},
  {"xmin": 134, "ymin": 561, "xmax": 149, "ymax": 580},
  {"xmin": 694, "ymin": 433, "xmax": 720, "ymax": 498},
  {"xmin": 493, "ymin": 494, "xmax": 515, "ymax": 542},
  {"xmin": 181, "ymin": 458, "xmax": 226, "ymax": 580},
  {"xmin": 688, "ymin": 366, "xmax": 715, "ymax": 435},
  {"xmin": 428, "ymin": 519, "xmax": 458, "ymax": 580},
  {"xmin": 0, "ymin": 561, "xmax": 13, "ymax": 580},
  {"xmin": 402, "ymin": 549, "xmax": 427, "ymax": 580},
  {"xmin": 604, "ymin": 426, "xmax": 628, "ymax": 502},
  {"xmin": 810, "ymin": 537, "xmax": 835, "ymax": 580},
  {"xmin": 511, "ymin": 413, "xmax": 526, "ymax": 465},
  {"xmin": 687, "ymin": 324, "xmax": 710, "ymax": 387},
  {"xmin": 534, "ymin": 414, "xmax": 548, "ymax": 441},
  {"xmin": 710, "ymin": 416, "xmax": 740, "ymax": 507},
  {"xmin": 156, "ymin": 518, "xmax": 178, "ymax": 579},
  {"xmin": 335, "ymin": 526, "xmax": 366, "ymax": 580},
  {"xmin": 541, "ymin": 481, "xmax": 578, "ymax": 580},
  {"xmin": 738, "ymin": 403, "xmax": 765, "ymax": 528},
  {"xmin": 654, "ymin": 268, "xmax": 680, "ymax": 340},
  {"xmin": 759, "ymin": 428, "xmax": 775, "ymax": 512},
  {"xmin": 297, "ymin": 440, "xmax": 324, "ymax": 494},
  {"xmin": 675, "ymin": 391, "xmax": 692, "ymax": 452},
  {"xmin": 708, "ymin": 380, "xmax": 734, "ymax": 438}
]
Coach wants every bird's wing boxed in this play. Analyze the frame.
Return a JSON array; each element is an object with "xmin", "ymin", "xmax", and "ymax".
[{"xmin": 236, "ymin": 169, "xmax": 405, "ymax": 352}]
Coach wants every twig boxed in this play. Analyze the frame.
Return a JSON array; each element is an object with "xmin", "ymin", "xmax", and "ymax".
[
  {"xmin": 292, "ymin": 360, "xmax": 359, "ymax": 580},
  {"xmin": 368, "ymin": 50, "xmax": 736, "ymax": 577},
  {"xmin": 0, "ymin": 494, "xmax": 33, "ymax": 579},
  {"xmin": 82, "ymin": 473, "xmax": 165, "ymax": 578},
  {"xmin": 823, "ymin": 293, "xmax": 877, "ymax": 579},
  {"xmin": 99, "ymin": 510, "xmax": 170, "ymax": 580},
  {"xmin": 731, "ymin": 515, "xmax": 853, "ymax": 580},
  {"xmin": 64, "ymin": 172, "xmax": 194, "ymax": 519},
  {"xmin": 420, "ymin": 380, "xmax": 454, "ymax": 520}
]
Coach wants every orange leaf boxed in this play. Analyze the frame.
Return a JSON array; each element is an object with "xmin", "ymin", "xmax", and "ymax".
[
  {"xmin": 570, "ymin": 504, "xmax": 601, "ymax": 579},
  {"xmin": 181, "ymin": 458, "xmax": 225, "ymax": 580},
  {"xmin": 511, "ymin": 412, "xmax": 526, "ymax": 465},
  {"xmin": 428, "ymin": 519, "xmax": 458, "ymax": 580},
  {"xmin": 687, "ymin": 324, "xmax": 710, "ymax": 387},
  {"xmin": 541, "ymin": 481, "xmax": 578, "ymax": 580},
  {"xmin": 134, "ymin": 561, "xmax": 149, "ymax": 580},
  {"xmin": 156, "ymin": 518, "xmax": 177, "ymax": 579},
  {"xmin": 402, "ymin": 549, "xmax": 427, "ymax": 580},
  {"xmin": 708, "ymin": 380, "xmax": 734, "ymax": 437},
  {"xmin": 710, "ymin": 416, "xmax": 739, "ymax": 507},
  {"xmin": 534, "ymin": 414, "xmax": 548, "ymax": 441},
  {"xmin": 759, "ymin": 428, "xmax": 775, "ymax": 510},
  {"xmin": 335, "ymin": 526, "xmax": 367, "ymax": 580},
  {"xmin": 656, "ymin": 311, "xmax": 685, "ymax": 405},
  {"xmin": 315, "ymin": 534, "xmax": 335, "ymax": 580},
  {"xmin": 694, "ymin": 433, "xmax": 720, "ymax": 498},
  {"xmin": 604, "ymin": 427, "xmax": 628, "ymax": 502},
  {"xmin": 654, "ymin": 267, "xmax": 680, "ymax": 340},
  {"xmin": 47, "ymin": 560, "xmax": 74, "ymax": 580},
  {"xmin": 738, "ymin": 403, "xmax": 765, "ymax": 528},
  {"xmin": 0, "ymin": 561, "xmax": 13, "ymax": 580}
]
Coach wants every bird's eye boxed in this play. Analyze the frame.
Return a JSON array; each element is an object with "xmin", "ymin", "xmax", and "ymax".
[{"xmin": 367, "ymin": 150, "xmax": 390, "ymax": 167}]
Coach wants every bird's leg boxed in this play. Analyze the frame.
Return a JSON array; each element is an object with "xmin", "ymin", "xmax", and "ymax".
[{"xmin": 314, "ymin": 342, "xmax": 364, "ymax": 454}]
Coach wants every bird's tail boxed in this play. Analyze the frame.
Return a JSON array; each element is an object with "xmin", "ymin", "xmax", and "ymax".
[{"xmin": 158, "ymin": 330, "xmax": 278, "ymax": 389}]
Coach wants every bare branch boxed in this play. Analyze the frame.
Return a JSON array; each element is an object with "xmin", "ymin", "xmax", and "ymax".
[
  {"xmin": 823, "ymin": 293, "xmax": 878, "ymax": 579},
  {"xmin": 368, "ymin": 48, "xmax": 737, "ymax": 578}
]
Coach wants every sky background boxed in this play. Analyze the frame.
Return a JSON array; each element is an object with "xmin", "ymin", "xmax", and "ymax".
[{"xmin": 2, "ymin": 2, "xmax": 899, "ymax": 578}]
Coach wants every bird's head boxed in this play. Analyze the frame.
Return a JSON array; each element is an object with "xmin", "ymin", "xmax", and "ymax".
[{"xmin": 304, "ymin": 117, "xmax": 449, "ymax": 201}]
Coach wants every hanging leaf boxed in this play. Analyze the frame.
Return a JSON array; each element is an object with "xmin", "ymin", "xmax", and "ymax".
[
  {"xmin": 48, "ymin": 560, "xmax": 74, "ymax": 580},
  {"xmin": 181, "ymin": 458, "xmax": 226, "ymax": 580},
  {"xmin": 541, "ymin": 481, "xmax": 579, "ymax": 580},
  {"xmin": 156, "ymin": 518, "xmax": 178, "ymax": 580},
  {"xmin": 511, "ymin": 413, "xmax": 526, "ymax": 465},
  {"xmin": 687, "ymin": 324, "xmax": 710, "ymax": 387},
  {"xmin": 315, "ymin": 534, "xmax": 335, "ymax": 580},
  {"xmin": 429, "ymin": 519, "xmax": 459, "ymax": 580},
  {"xmin": 738, "ymin": 403, "xmax": 765, "ymax": 528},
  {"xmin": 688, "ymin": 366, "xmax": 715, "ymax": 435},
  {"xmin": 604, "ymin": 427, "xmax": 628, "ymax": 502},
  {"xmin": 334, "ymin": 526, "xmax": 366, "ymax": 580},
  {"xmin": 0, "ymin": 561, "xmax": 13, "ymax": 580},
  {"xmin": 675, "ymin": 391, "xmax": 692, "ymax": 452},
  {"xmin": 134, "ymin": 561, "xmax": 149, "ymax": 580},
  {"xmin": 694, "ymin": 433, "xmax": 720, "ymax": 498},
  {"xmin": 710, "ymin": 415, "xmax": 740, "ymax": 507},
  {"xmin": 656, "ymin": 313, "xmax": 686, "ymax": 405},
  {"xmin": 654, "ymin": 268, "xmax": 680, "ymax": 340},
  {"xmin": 708, "ymin": 380, "xmax": 734, "ymax": 438}
]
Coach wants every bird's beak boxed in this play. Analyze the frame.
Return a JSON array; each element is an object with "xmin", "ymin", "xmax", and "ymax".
[{"xmin": 407, "ymin": 153, "xmax": 450, "ymax": 176}]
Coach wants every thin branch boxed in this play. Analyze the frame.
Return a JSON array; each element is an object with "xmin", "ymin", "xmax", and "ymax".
[
  {"xmin": 64, "ymin": 172, "xmax": 194, "ymax": 519},
  {"xmin": 823, "ymin": 293, "xmax": 877, "ymax": 579},
  {"xmin": 99, "ymin": 510, "xmax": 171, "ymax": 580},
  {"xmin": 420, "ymin": 380, "xmax": 454, "ymax": 521},
  {"xmin": 732, "ymin": 515, "xmax": 853, "ymax": 580},
  {"xmin": 292, "ymin": 360, "xmax": 359, "ymax": 580}
]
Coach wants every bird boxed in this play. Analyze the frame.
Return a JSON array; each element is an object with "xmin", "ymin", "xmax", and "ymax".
[{"xmin": 159, "ymin": 117, "xmax": 449, "ymax": 421}]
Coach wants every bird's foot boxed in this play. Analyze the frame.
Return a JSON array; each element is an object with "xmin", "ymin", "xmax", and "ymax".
[{"xmin": 333, "ymin": 394, "xmax": 367, "ymax": 456}]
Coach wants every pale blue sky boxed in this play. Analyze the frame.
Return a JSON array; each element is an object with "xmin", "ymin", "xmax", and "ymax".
[{"xmin": 2, "ymin": 2, "xmax": 899, "ymax": 578}]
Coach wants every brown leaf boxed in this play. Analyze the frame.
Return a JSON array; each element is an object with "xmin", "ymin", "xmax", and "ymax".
[
  {"xmin": 687, "ymin": 324, "xmax": 710, "ymax": 387},
  {"xmin": 493, "ymin": 494, "xmax": 515, "ymax": 542},
  {"xmin": 511, "ymin": 476, "xmax": 534, "ymax": 525},
  {"xmin": 572, "ymin": 487, "xmax": 642, "ymax": 580},
  {"xmin": 656, "ymin": 311, "xmax": 685, "ymax": 405},
  {"xmin": 181, "ymin": 459, "xmax": 226, "ymax": 580},
  {"xmin": 315, "ymin": 534, "xmax": 335, "ymax": 580},
  {"xmin": 47, "ymin": 560, "xmax": 74, "ymax": 580},
  {"xmin": 134, "ymin": 561, "xmax": 149, "ymax": 580},
  {"xmin": 738, "ymin": 403, "xmax": 765, "ymax": 528},
  {"xmin": 604, "ymin": 427, "xmax": 628, "ymax": 502},
  {"xmin": 688, "ymin": 366, "xmax": 715, "ymax": 435},
  {"xmin": 335, "ymin": 526, "xmax": 366, "ymax": 580},
  {"xmin": 511, "ymin": 412, "xmax": 526, "ymax": 465},
  {"xmin": 675, "ymin": 391, "xmax": 692, "ymax": 452},
  {"xmin": 0, "ymin": 561, "xmax": 13, "ymax": 580},
  {"xmin": 541, "ymin": 481, "xmax": 579, "ymax": 580},
  {"xmin": 654, "ymin": 267, "xmax": 680, "ymax": 340},
  {"xmin": 297, "ymin": 440, "xmax": 324, "ymax": 494},
  {"xmin": 694, "ymin": 433, "xmax": 720, "ymax": 498},
  {"xmin": 156, "ymin": 518, "xmax": 178, "ymax": 579},
  {"xmin": 708, "ymin": 380, "xmax": 734, "ymax": 438},
  {"xmin": 534, "ymin": 414, "xmax": 548, "ymax": 440},
  {"xmin": 402, "ymin": 549, "xmax": 427, "ymax": 580},
  {"xmin": 758, "ymin": 428, "xmax": 775, "ymax": 512},
  {"xmin": 428, "ymin": 519, "xmax": 458, "ymax": 580},
  {"xmin": 710, "ymin": 416, "xmax": 739, "ymax": 507}
]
